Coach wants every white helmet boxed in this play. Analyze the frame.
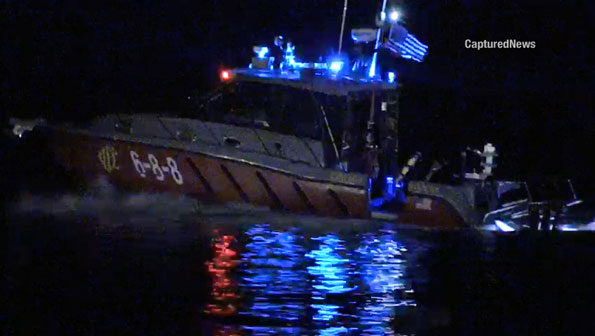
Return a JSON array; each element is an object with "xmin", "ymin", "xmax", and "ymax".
[{"xmin": 274, "ymin": 35, "xmax": 284, "ymax": 47}]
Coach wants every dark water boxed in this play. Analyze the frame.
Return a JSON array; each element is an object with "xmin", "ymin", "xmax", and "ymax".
[{"xmin": 2, "ymin": 188, "xmax": 595, "ymax": 335}]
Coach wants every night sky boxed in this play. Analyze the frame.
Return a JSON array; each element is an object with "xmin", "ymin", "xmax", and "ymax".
[{"xmin": 1, "ymin": 0, "xmax": 593, "ymax": 194}]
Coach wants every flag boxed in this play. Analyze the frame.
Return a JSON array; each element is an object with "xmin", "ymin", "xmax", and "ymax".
[{"xmin": 382, "ymin": 24, "xmax": 428, "ymax": 62}]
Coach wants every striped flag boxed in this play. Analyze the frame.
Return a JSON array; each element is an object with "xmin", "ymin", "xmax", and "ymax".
[{"xmin": 382, "ymin": 24, "xmax": 428, "ymax": 62}]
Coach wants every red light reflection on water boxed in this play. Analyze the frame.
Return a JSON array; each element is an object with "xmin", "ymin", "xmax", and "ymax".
[
  {"xmin": 213, "ymin": 325, "xmax": 243, "ymax": 336},
  {"xmin": 204, "ymin": 232, "xmax": 240, "ymax": 316}
]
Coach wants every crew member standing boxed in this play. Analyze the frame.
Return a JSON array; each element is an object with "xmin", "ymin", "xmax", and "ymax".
[{"xmin": 271, "ymin": 35, "xmax": 285, "ymax": 69}]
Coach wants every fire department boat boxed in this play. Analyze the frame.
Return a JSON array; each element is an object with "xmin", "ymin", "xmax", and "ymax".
[
  {"xmin": 8, "ymin": 15, "xmax": 583, "ymax": 230},
  {"xmin": 9, "ymin": 67, "xmax": 548, "ymax": 229}
]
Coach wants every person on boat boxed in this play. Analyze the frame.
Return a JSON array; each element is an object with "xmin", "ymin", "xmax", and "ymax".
[
  {"xmin": 284, "ymin": 40, "xmax": 295, "ymax": 67},
  {"xmin": 271, "ymin": 35, "xmax": 285, "ymax": 69},
  {"xmin": 350, "ymin": 43, "xmax": 374, "ymax": 78}
]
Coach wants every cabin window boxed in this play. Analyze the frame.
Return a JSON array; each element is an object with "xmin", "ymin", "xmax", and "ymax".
[
  {"xmin": 204, "ymin": 82, "xmax": 322, "ymax": 140},
  {"xmin": 269, "ymin": 88, "xmax": 322, "ymax": 140},
  {"xmin": 205, "ymin": 82, "xmax": 270, "ymax": 128}
]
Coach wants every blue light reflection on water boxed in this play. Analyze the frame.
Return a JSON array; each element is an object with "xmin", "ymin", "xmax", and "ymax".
[
  {"xmin": 306, "ymin": 234, "xmax": 357, "ymax": 295},
  {"xmin": 204, "ymin": 224, "xmax": 417, "ymax": 335},
  {"xmin": 305, "ymin": 234, "xmax": 358, "ymax": 333},
  {"xmin": 240, "ymin": 224, "xmax": 308, "ymax": 324},
  {"xmin": 355, "ymin": 230, "xmax": 416, "ymax": 335}
]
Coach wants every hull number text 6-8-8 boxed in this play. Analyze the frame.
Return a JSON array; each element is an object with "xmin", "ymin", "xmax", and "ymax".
[{"xmin": 130, "ymin": 151, "xmax": 184, "ymax": 185}]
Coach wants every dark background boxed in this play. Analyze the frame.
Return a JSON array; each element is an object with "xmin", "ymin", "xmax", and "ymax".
[{"xmin": 1, "ymin": 0, "xmax": 593, "ymax": 195}]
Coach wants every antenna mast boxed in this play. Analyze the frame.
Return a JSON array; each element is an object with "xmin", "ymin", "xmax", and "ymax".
[
  {"xmin": 338, "ymin": 0, "xmax": 348, "ymax": 54},
  {"xmin": 369, "ymin": 0, "xmax": 388, "ymax": 78}
]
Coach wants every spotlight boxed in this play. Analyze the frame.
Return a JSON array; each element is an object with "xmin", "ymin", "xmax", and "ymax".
[
  {"xmin": 389, "ymin": 10, "xmax": 399, "ymax": 23},
  {"xmin": 387, "ymin": 72, "xmax": 396, "ymax": 83},
  {"xmin": 494, "ymin": 220, "xmax": 515, "ymax": 232}
]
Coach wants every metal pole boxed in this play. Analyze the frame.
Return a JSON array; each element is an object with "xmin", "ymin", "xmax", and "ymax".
[
  {"xmin": 366, "ymin": 91, "xmax": 377, "ymax": 149},
  {"xmin": 368, "ymin": 0, "xmax": 388, "ymax": 78},
  {"xmin": 311, "ymin": 93, "xmax": 342, "ymax": 170},
  {"xmin": 338, "ymin": 0, "xmax": 349, "ymax": 54}
]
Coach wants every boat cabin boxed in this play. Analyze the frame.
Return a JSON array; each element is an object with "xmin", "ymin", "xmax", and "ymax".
[{"xmin": 188, "ymin": 67, "xmax": 402, "ymax": 200}]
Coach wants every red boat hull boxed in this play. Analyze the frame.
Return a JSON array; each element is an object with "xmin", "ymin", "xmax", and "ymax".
[
  {"xmin": 49, "ymin": 129, "xmax": 467, "ymax": 228},
  {"xmin": 51, "ymin": 130, "xmax": 370, "ymax": 218}
]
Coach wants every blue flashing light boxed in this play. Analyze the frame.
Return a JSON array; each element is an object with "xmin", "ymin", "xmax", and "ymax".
[
  {"xmin": 329, "ymin": 61, "xmax": 344, "ymax": 72},
  {"xmin": 385, "ymin": 176, "xmax": 402, "ymax": 198},
  {"xmin": 385, "ymin": 176, "xmax": 395, "ymax": 198},
  {"xmin": 380, "ymin": 11, "xmax": 386, "ymax": 21},
  {"xmin": 253, "ymin": 46, "xmax": 269, "ymax": 59},
  {"xmin": 284, "ymin": 43, "xmax": 297, "ymax": 68},
  {"xmin": 258, "ymin": 47, "xmax": 269, "ymax": 58},
  {"xmin": 286, "ymin": 56, "xmax": 296, "ymax": 67},
  {"xmin": 495, "ymin": 220, "xmax": 515, "ymax": 232},
  {"xmin": 387, "ymin": 72, "xmax": 396, "ymax": 83},
  {"xmin": 368, "ymin": 53, "xmax": 377, "ymax": 78}
]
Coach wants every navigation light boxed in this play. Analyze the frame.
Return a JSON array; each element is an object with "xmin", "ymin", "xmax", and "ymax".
[{"xmin": 220, "ymin": 70, "xmax": 231, "ymax": 81}]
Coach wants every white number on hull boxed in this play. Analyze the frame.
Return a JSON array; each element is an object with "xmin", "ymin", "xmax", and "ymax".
[
  {"xmin": 130, "ymin": 151, "xmax": 146, "ymax": 177},
  {"xmin": 167, "ymin": 157, "xmax": 183, "ymax": 185},
  {"xmin": 148, "ymin": 154, "xmax": 165, "ymax": 181},
  {"xmin": 129, "ymin": 151, "xmax": 184, "ymax": 185}
]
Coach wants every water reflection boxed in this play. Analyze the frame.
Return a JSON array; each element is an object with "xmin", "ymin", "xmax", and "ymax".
[
  {"xmin": 306, "ymin": 234, "xmax": 358, "ymax": 334},
  {"xmin": 240, "ymin": 224, "xmax": 307, "ymax": 326},
  {"xmin": 204, "ymin": 232, "xmax": 240, "ymax": 317},
  {"xmin": 355, "ymin": 230, "xmax": 416, "ymax": 335},
  {"xmin": 9, "ymin": 193, "xmax": 591, "ymax": 335},
  {"xmin": 213, "ymin": 325, "xmax": 243, "ymax": 336},
  {"xmin": 203, "ymin": 224, "xmax": 417, "ymax": 335},
  {"xmin": 306, "ymin": 234, "xmax": 357, "ymax": 295}
]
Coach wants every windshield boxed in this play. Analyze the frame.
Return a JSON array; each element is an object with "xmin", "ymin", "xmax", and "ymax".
[{"xmin": 202, "ymin": 82, "xmax": 323, "ymax": 140}]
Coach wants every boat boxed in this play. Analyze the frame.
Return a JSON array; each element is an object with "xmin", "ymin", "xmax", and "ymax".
[{"xmin": 7, "ymin": 4, "xmax": 583, "ymax": 231}]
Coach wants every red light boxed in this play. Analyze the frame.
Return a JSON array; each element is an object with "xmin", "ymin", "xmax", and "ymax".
[{"xmin": 221, "ymin": 70, "xmax": 231, "ymax": 80}]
